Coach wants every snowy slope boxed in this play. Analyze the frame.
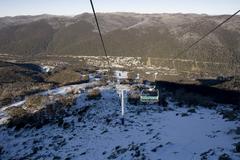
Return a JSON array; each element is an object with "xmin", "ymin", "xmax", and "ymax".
[{"xmin": 0, "ymin": 83, "xmax": 239, "ymax": 160}]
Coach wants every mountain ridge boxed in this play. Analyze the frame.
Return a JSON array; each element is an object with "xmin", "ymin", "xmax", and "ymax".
[{"xmin": 0, "ymin": 12, "xmax": 239, "ymax": 74}]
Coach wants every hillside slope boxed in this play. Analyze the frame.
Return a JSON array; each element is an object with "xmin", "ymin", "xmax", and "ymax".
[{"xmin": 0, "ymin": 13, "xmax": 239, "ymax": 73}]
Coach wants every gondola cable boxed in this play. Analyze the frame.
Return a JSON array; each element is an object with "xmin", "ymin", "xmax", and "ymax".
[
  {"xmin": 89, "ymin": 0, "xmax": 111, "ymax": 70},
  {"xmin": 89, "ymin": 0, "xmax": 125, "ymax": 124},
  {"xmin": 172, "ymin": 10, "xmax": 240, "ymax": 60}
]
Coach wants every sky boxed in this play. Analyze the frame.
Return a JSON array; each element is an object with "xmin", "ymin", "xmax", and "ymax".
[{"xmin": 0, "ymin": 0, "xmax": 239, "ymax": 17}]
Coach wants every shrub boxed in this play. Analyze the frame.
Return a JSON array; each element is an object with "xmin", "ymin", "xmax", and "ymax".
[
  {"xmin": 128, "ymin": 92, "xmax": 140, "ymax": 105},
  {"xmin": 220, "ymin": 110, "xmax": 238, "ymax": 121},
  {"xmin": 181, "ymin": 113, "xmax": 189, "ymax": 117},
  {"xmin": 174, "ymin": 89, "xmax": 215, "ymax": 108},
  {"xmin": 0, "ymin": 98, "xmax": 14, "ymax": 106},
  {"xmin": 56, "ymin": 95, "xmax": 77, "ymax": 107},
  {"xmin": 6, "ymin": 107, "xmax": 28, "ymax": 118},
  {"xmin": 236, "ymin": 142, "xmax": 240, "ymax": 153},
  {"xmin": 87, "ymin": 89, "xmax": 101, "ymax": 100},
  {"xmin": 6, "ymin": 101, "xmax": 68, "ymax": 130},
  {"xmin": 158, "ymin": 96, "xmax": 168, "ymax": 107},
  {"xmin": 0, "ymin": 145, "xmax": 3, "ymax": 155},
  {"xmin": 218, "ymin": 153, "xmax": 231, "ymax": 160},
  {"xmin": 0, "ymin": 83, "xmax": 53, "ymax": 106},
  {"xmin": 63, "ymin": 122, "xmax": 71, "ymax": 129},
  {"xmin": 47, "ymin": 69, "xmax": 81, "ymax": 85},
  {"xmin": 6, "ymin": 107, "xmax": 32, "ymax": 130},
  {"xmin": 24, "ymin": 95, "xmax": 49, "ymax": 112},
  {"xmin": 187, "ymin": 108, "xmax": 196, "ymax": 113},
  {"xmin": 99, "ymin": 80, "xmax": 108, "ymax": 86}
]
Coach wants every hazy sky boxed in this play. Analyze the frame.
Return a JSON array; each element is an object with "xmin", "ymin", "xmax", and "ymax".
[{"xmin": 0, "ymin": 0, "xmax": 239, "ymax": 17}]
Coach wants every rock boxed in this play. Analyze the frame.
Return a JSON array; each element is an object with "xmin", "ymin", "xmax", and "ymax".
[
  {"xmin": 0, "ymin": 145, "xmax": 4, "ymax": 155},
  {"xmin": 77, "ymin": 117, "xmax": 82, "ymax": 122},
  {"xmin": 101, "ymin": 129, "xmax": 108, "ymax": 134},
  {"xmin": 200, "ymin": 149, "xmax": 215, "ymax": 159},
  {"xmin": 105, "ymin": 118, "xmax": 112, "ymax": 124},
  {"xmin": 181, "ymin": 113, "xmax": 189, "ymax": 117},
  {"xmin": 80, "ymin": 152, "xmax": 86, "ymax": 156},
  {"xmin": 52, "ymin": 135, "xmax": 66, "ymax": 148},
  {"xmin": 158, "ymin": 96, "xmax": 168, "ymax": 107},
  {"xmin": 176, "ymin": 102, "xmax": 183, "ymax": 107},
  {"xmin": 151, "ymin": 145, "xmax": 163, "ymax": 152},
  {"xmin": 31, "ymin": 146, "xmax": 41, "ymax": 152},
  {"xmin": 187, "ymin": 108, "xmax": 196, "ymax": 113},
  {"xmin": 102, "ymin": 151, "xmax": 107, "ymax": 155},
  {"xmin": 134, "ymin": 150, "xmax": 140, "ymax": 157},
  {"xmin": 117, "ymin": 148, "xmax": 128, "ymax": 155},
  {"xmin": 115, "ymin": 145, "xmax": 121, "ymax": 150},
  {"xmin": 32, "ymin": 147, "xmax": 39, "ymax": 154},
  {"xmin": 33, "ymin": 139, "xmax": 40, "ymax": 144},
  {"xmin": 163, "ymin": 108, "xmax": 168, "ymax": 111},
  {"xmin": 63, "ymin": 122, "xmax": 71, "ymax": 129},
  {"xmin": 146, "ymin": 124, "xmax": 152, "ymax": 127},
  {"xmin": 129, "ymin": 144, "xmax": 139, "ymax": 151},
  {"xmin": 235, "ymin": 127, "xmax": 240, "ymax": 135},
  {"xmin": 108, "ymin": 146, "xmax": 128, "ymax": 159},
  {"xmin": 57, "ymin": 118, "xmax": 64, "ymax": 127},
  {"xmin": 221, "ymin": 110, "xmax": 237, "ymax": 121},
  {"xmin": 235, "ymin": 142, "xmax": 240, "ymax": 153},
  {"xmin": 53, "ymin": 156, "xmax": 61, "ymax": 160},
  {"xmin": 218, "ymin": 153, "xmax": 231, "ymax": 160}
]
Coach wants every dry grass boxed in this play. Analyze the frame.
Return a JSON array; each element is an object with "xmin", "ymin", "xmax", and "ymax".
[
  {"xmin": 47, "ymin": 69, "xmax": 81, "ymax": 85},
  {"xmin": 24, "ymin": 95, "xmax": 50, "ymax": 112},
  {"xmin": 6, "ymin": 96, "xmax": 76, "ymax": 130},
  {"xmin": 56, "ymin": 95, "xmax": 77, "ymax": 107},
  {"xmin": 6, "ymin": 107, "xmax": 31, "ymax": 130},
  {"xmin": 0, "ymin": 82, "xmax": 53, "ymax": 106},
  {"xmin": 6, "ymin": 107, "xmax": 28, "ymax": 118}
]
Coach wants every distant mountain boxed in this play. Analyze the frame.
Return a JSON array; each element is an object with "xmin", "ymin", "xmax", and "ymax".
[{"xmin": 0, "ymin": 12, "xmax": 239, "ymax": 68}]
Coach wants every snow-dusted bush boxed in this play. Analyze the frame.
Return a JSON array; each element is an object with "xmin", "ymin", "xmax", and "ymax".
[
  {"xmin": 24, "ymin": 95, "xmax": 50, "ymax": 113},
  {"xmin": 5, "ymin": 95, "xmax": 78, "ymax": 130},
  {"xmin": 6, "ymin": 107, "xmax": 28, "ymax": 119},
  {"xmin": 56, "ymin": 95, "xmax": 77, "ymax": 107},
  {"xmin": 220, "ymin": 110, "xmax": 238, "ymax": 121},
  {"xmin": 6, "ymin": 107, "xmax": 32, "ymax": 130},
  {"xmin": 218, "ymin": 153, "xmax": 231, "ymax": 160},
  {"xmin": 87, "ymin": 89, "xmax": 101, "ymax": 100}
]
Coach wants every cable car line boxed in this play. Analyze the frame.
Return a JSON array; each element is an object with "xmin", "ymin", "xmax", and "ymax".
[
  {"xmin": 172, "ymin": 10, "xmax": 240, "ymax": 60},
  {"xmin": 89, "ymin": 0, "xmax": 111, "ymax": 69}
]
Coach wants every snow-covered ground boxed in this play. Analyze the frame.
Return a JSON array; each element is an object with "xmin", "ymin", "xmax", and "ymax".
[
  {"xmin": 0, "ymin": 83, "xmax": 239, "ymax": 160},
  {"xmin": 0, "ymin": 81, "xmax": 98, "ymax": 125}
]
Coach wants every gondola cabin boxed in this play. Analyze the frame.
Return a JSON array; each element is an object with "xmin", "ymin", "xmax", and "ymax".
[{"xmin": 140, "ymin": 88, "xmax": 159, "ymax": 104}]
